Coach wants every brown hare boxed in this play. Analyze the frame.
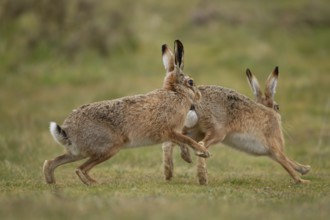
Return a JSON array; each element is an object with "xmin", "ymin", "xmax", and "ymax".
[
  {"xmin": 43, "ymin": 40, "xmax": 210, "ymax": 185},
  {"xmin": 162, "ymin": 67, "xmax": 310, "ymax": 185}
]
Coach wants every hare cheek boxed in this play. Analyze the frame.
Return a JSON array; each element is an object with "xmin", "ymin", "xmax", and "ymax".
[{"xmin": 184, "ymin": 110, "xmax": 198, "ymax": 128}]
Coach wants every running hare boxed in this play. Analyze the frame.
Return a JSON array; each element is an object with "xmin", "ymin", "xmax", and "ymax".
[
  {"xmin": 163, "ymin": 67, "xmax": 310, "ymax": 184},
  {"xmin": 43, "ymin": 40, "xmax": 210, "ymax": 185}
]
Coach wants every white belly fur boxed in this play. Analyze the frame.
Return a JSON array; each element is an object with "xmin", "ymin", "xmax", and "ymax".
[
  {"xmin": 184, "ymin": 110, "xmax": 198, "ymax": 128},
  {"xmin": 223, "ymin": 133, "xmax": 269, "ymax": 156}
]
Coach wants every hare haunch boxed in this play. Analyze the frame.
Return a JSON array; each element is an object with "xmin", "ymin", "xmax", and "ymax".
[
  {"xmin": 43, "ymin": 40, "xmax": 210, "ymax": 185},
  {"xmin": 162, "ymin": 67, "xmax": 310, "ymax": 184}
]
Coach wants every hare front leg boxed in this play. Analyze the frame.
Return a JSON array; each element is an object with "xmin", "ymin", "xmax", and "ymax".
[
  {"xmin": 197, "ymin": 129, "xmax": 227, "ymax": 185},
  {"xmin": 168, "ymin": 131, "xmax": 210, "ymax": 158},
  {"xmin": 178, "ymin": 144, "xmax": 192, "ymax": 163},
  {"xmin": 199, "ymin": 128, "xmax": 227, "ymax": 149},
  {"xmin": 196, "ymin": 157, "xmax": 208, "ymax": 185},
  {"xmin": 162, "ymin": 142, "xmax": 175, "ymax": 181},
  {"xmin": 177, "ymin": 127, "xmax": 195, "ymax": 164},
  {"xmin": 162, "ymin": 142, "xmax": 193, "ymax": 181}
]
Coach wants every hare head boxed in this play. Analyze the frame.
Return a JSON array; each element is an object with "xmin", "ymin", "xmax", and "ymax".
[
  {"xmin": 246, "ymin": 66, "xmax": 280, "ymax": 112},
  {"xmin": 162, "ymin": 40, "xmax": 201, "ymax": 103}
]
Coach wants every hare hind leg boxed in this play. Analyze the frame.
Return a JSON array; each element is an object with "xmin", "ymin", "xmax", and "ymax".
[
  {"xmin": 75, "ymin": 147, "xmax": 120, "ymax": 185},
  {"xmin": 75, "ymin": 157, "xmax": 99, "ymax": 185},
  {"xmin": 288, "ymin": 158, "xmax": 311, "ymax": 175},
  {"xmin": 270, "ymin": 150, "xmax": 310, "ymax": 184},
  {"xmin": 43, "ymin": 154, "xmax": 85, "ymax": 184}
]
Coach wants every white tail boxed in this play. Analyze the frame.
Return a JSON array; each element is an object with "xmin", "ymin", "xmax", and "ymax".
[{"xmin": 49, "ymin": 122, "xmax": 71, "ymax": 146}]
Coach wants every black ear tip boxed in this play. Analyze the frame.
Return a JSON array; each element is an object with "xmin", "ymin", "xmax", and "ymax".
[
  {"xmin": 162, "ymin": 44, "xmax": 168, "ymax": 55},
  {"xmin": 174, "ymin": 39, "xmax": 183, "ymax": 45},
  {"xmin": 274, "ymin": 66, "xmax": 279, "ymax": 74},
  {"xmin": 174, "ymin": 40, "xmax": 184, "ymax": 50},
  {"xmin": 246, "ymin": 68, "xmax": 252, "ymax": 77}
]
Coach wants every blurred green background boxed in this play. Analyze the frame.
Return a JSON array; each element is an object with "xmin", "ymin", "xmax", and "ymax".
[{"xmin": 0, "ymin": 0, "xmax": 329, "ymax": 219}]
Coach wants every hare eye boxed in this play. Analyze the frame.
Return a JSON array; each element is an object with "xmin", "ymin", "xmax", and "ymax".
[
  {"xmin": 188, "ymin": 79, "xmax": 194, "ymax": 86},
  {"xmin": 274, "ymin": 104, "xmax": 280, "ymax": 111}
]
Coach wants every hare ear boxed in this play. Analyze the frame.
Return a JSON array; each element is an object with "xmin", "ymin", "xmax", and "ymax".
[
  {"xmin": 246, "ymin": 68, "xmax": 262, "ymax": 99},
  {"xmin": 162, "ymin": 44, "xmax": 175, "ymax": 73},
  {"xmin": 174, "ymin": 40, "xmax": 184, "ymax": 70},
  {"xmin": 265, "ymin": 66, "xmax": 279, "ymax": 98}
]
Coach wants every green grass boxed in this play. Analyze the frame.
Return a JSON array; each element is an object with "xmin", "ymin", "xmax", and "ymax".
[
  {"xmin": 1, "ymin": 146, "xmax": 329, "ymax": 220},
  {"xmin": 1, "ymin": 0, "xmax": 330, "ymax": 219}
]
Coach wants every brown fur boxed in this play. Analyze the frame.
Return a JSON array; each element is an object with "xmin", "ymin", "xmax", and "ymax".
[
  {"xmin": 162, "ymin": 67, "xmax": 310, "ymax": 185},
  {"xmin": 43, "ymin": 40, "xmax": 210, "ymax": 185}
]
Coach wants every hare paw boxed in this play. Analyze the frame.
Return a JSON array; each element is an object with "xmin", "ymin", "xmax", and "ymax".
[
  {"xmin": 180, "ymin": 145, "xmax": 192, "ymax": 163},
  {"xmin": 195, "ymin": 150, "xmax": 210, "ymax": 158},
  {"xmin": 295, "ymin": 178, "xmax": 311, "ymax": 184}
]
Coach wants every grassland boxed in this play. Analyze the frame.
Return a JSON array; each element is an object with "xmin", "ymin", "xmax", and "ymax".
[{"xmin": 0, "ymin": 0, "xmax": 330, "ymax": 219}]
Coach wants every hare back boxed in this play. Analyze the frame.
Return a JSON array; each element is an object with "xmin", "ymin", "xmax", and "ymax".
[
  {"xmin": 61, "ymin": 89, "xmax": 191, "ymax": 154},
  {"xmin": 197, "ymin": 85, "xmax": 279, "ymax": 127},
  {"xmin": 198, "ymin": 85, "xmax": 263, "ymax": 112}
]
